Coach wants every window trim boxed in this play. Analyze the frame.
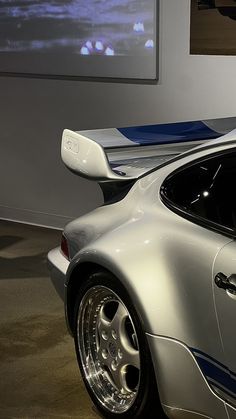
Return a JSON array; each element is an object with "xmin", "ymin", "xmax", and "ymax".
[{"xmin": 160, "ymin": 148, "xmax": 236, "ymax": 239}]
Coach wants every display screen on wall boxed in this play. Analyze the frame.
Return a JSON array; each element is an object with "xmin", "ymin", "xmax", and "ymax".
[
  {"xmin": 0, "ymin": 0, "xmax": 158, "ymax": 81},
  {"xmin": 190, "ymin": 0, "xmax": 236, "ymax": 55}
]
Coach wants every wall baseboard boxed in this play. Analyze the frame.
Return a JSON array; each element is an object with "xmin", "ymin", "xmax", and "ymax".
[{"xmin": 0, "ymin": 205, "xmax": 73, "ymax": 230}]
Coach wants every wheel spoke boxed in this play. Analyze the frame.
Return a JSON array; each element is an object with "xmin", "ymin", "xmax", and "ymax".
[
  {"xmin": 97, "ymin": 306, "xmax": 110, "ymax": 329},
  {"xmin": 121, "ymin": 346, "xmax": 140, "ymax": 370},
  {"xmin": 97, "ymin": 308, "xmax": 110, "ymax": 344},
  {"xmin": 110, "ymin": 365, "xmax": 127, "ymax": 392},
  {"xmin": 110, "ymin": 302, "xmax": 128, "ymax": 336}
]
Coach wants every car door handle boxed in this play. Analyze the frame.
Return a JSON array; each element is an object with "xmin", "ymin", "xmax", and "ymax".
[{"xmin": 215, "ymin": 272, "xmax": 236, "ymax": 294}]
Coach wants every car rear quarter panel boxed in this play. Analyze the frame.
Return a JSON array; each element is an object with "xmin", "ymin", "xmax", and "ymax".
[
  {"xmin": 67, "ymin": 193, "xmax": 230, "ymax": 366},
  {"xmin": 66, "ymin": 144, "xmax": 236, "ymax": 367}
]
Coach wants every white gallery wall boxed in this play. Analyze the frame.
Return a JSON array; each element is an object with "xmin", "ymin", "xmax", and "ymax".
[{"xmin": 1, "ymin": 0, "xmax": 236, "ymax": 228}]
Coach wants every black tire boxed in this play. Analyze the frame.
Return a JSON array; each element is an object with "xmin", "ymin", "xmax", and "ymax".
[{"xmin": 73, "ymin": 270, "xmax": 166, "ymax": 419}]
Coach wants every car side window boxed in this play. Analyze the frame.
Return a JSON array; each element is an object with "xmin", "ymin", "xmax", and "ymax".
[{"xmin": 162, "ymin": 151, "xmax": 236, "ymax": 231}]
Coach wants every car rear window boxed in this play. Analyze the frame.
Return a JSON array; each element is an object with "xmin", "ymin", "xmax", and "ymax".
[{"xmin": 161, "ymin": 151, "xmax": 236, "ymax": 232}]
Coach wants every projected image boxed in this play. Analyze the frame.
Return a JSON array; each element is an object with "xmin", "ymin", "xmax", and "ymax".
[{"xmin": 0, "ymin": 0, "xmax": 155, "ymax": 57}]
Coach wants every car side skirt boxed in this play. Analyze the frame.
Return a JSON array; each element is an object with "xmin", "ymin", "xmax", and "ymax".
[{"xmin": 146, "ymin": 334, "xmax": 229, "ymax": 419}]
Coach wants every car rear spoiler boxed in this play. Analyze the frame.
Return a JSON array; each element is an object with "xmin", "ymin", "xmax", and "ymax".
[
  {"xmin": 61, "ymin": 129, "xmax": 134, "ymax": 182},
  {"xmin": 61, "ymin": 120, "xmax": 234, "ymax": 185}
]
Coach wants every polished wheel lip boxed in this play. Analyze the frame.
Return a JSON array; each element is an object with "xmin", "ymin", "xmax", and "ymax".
[{"xmin": 77, "ymin": 285, "xmax": 140, "ymax": 414}]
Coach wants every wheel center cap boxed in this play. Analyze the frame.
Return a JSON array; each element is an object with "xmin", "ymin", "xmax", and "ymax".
[{"xmin": 108, "ymin": 341, "xmax": 117, "ymax": 358}]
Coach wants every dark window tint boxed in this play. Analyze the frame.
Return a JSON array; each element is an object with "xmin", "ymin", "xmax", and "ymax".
[{"xmin": 162, "ymin": 152, "xmax": 236, "ymax": 230}]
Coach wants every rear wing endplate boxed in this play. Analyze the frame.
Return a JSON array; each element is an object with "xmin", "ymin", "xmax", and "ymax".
[{"xmin": 61, "ymin": 129, "xmax": 134, "ymax": 182}]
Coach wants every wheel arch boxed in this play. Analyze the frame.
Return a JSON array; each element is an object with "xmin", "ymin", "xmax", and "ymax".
[
  {"xmin": 65, "ymin": 256, "xmax": 157, "ymax": 337},
  {"xmin": 64, "ymin": 243, "xmax": 178, "ymax": 341},
  {"xmin": 64, "ymin": 216, "xmax": 227, "ymax": 355}
]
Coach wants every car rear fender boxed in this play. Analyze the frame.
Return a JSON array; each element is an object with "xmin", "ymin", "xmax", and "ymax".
[{"xmin": 65, "ymin": 214, "xmax": 230, "ymax": 357}]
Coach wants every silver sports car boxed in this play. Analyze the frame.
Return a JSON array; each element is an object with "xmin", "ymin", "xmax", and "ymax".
[{"xmin": 48, "ymin": 121, "xmax": 236, "ymax": 419}]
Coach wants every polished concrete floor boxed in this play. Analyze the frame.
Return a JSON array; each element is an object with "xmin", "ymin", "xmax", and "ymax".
[{"xmin": 0, "ymin": 220, "xmax": 100, "ymax": 419}]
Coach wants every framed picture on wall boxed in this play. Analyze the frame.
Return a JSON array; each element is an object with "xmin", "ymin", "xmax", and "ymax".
[
  {"xmin": 190, "ymin": 0, "xmax": 236, "ymax": 55},
  {"xmin": 0, "ymin": 0, "xmax": 159, "ymax": 82}
]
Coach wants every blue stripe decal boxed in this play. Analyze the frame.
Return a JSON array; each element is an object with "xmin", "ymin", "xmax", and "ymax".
[
  {"xmin": 193, "ymin": 347, "xmax": 236, "ymax": 379},
  {"xmin": 191, "ymin": 347, "xmax": 236, "ymax": 400},
  {"xmin": 118, "ymin": 121, "xmax": 222, "ymax": 145},
  {"xmin": 196, "ymin": 356, "xmax": 231, "ymax": 389},
  {"xmin": 208, "ymin": 380, "xmax": 236, "ymax": 400}
]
